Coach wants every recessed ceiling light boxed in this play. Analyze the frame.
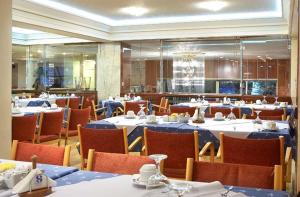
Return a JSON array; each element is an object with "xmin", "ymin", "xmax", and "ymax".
[
  {"xmin": 62, "ymin": 52, "xmax": 66, "ymax": 55},
  {"xmin": 120, "ymin": 6, "xmax": 149, "ymax": 17},
  {"xmin": 196, "ymin": 1, "xmax": 228, "ymax": 12},
  {"xmin": 37, "ymin": 50, "xmax": 42, "ymax": 54}
]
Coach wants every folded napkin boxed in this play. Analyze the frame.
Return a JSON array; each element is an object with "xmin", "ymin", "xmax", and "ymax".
[
  {"xmin": 164, "ymin": 180, "xmax": 246, "ymax": 197},
  {"xmin": 12, "ymin": 169, "xmax": 56, "ymax": 194}
]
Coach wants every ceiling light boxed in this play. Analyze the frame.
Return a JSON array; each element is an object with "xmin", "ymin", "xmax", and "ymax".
[
  {"xmin": 120, "ymin": 6, "xmax": 149, "ymax": 17},
  {"xmin": 196, "ymin": 1, "xmax": 228, "ymax": 12},
  {"xmin": 62, "ymin": 52, "xmax": 66, "ymax": 55},
  {"xmin": 37, "ymin": 50, "xmax": 42, "ymax": 54}
]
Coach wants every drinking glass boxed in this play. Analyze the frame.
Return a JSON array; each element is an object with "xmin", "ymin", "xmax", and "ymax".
[
  {"xmin": 262, "ymin": 96, "xmax": 267, "ymax": 104},
  {"xmin": 227, "ymin": 107, "xmax": 236, "ymax": 120},
  {"xmin": 253, "ymin": 111, "xmax": 262, "ymax": 124},
  {"xmin": 147, "ymin": 154, "xmax": 168, "ymax": 186},
  {"xmin": 168, "ymin": 183, "xmax": 192, "ymax": 197},
  {"xmin": 137, "ymin": 104, "xmax": 146, "ymax": 119},
  {"xmin": 274, "ymin": 97, "xmax": 279, "ymax": 105}
]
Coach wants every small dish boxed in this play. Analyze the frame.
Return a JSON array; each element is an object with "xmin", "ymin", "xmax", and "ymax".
[{"xmin": 132, "ymin": 174, "xmax": 164, "ymax": 188}]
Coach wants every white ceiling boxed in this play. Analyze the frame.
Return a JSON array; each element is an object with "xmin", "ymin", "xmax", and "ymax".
[
  {"xmin": 13, "ymin": 0, "xmax": 290, "ymax": 41},
  {"xmin": 32, "ymin": 0, "xmax": 282, "ymax": 25}
]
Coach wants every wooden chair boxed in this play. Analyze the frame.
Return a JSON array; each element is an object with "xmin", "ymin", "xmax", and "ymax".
[
  {"xmin": 91, "ymin": 100, "xmax": 106, "ymax": 120},
  {"xmin": 11, "ymin": 140, "xmax": 71, "ymax": 166},
  {"xmin": 217, "ymin": 133, "xmax": 292, "ymax": 183},
  {"xmin": 78, "ymin": 125, "xmax": 142, "ymax": 169},
  {"xmin": 12, "ymin": 115, "xmax": 38, "ymax": 143},
  {"xmin": 124, "ymin": 101, "xmax": 149, "ymax": 115},
  {"xmin": 86, "ymin": 150, "xmax": 155, "ymax": 174},
  {"xmin": 169, "ymin": 105, "xmax": 196, "ymax": 116},
  {"xmin": 152, "ymin": 97, "xmax": 169, "ymax": 115},
  {"xmin": 185, "ymin": 158, "xmax": 283, "ymax": 191},
  {"xmin": 62, "ymin": 107, "xmax": 91, "ymax": 145},
  {"xmin": 209, "ymin": 107, "xmax": 241, "ymax": 119},
  {"xmin": 67, "ymin": 97, "xmax": 81, "ymax": 109},
  {"xmin": 55, "ymin": 99, "xmax": 67, "ymax": 108},
  {"xmin": 36, "ymin": 111, "xmax": 64, "ymax": 146},
  {"xmin": 243, "ymin": 108, "xmax": 286, "ymax": 121},
  {"xmin": 143, "ymin": 128, "xmax": 211, "ymax": 179}
]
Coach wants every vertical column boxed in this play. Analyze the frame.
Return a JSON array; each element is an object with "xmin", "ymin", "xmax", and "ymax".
[
  {"xmin": 96, "ymin": 42, "xmax": 121, "ymax": 100},
  {"xmin": 0, "ymin": 0, "xmax": 12, "ymax": 158}
]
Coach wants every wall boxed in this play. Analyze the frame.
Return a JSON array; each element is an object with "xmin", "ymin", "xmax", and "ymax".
[
  {"xmin": 97, "ymin": 42, "xmax": 121, "ymax": 99},
  {"xmin": 0, "ymin": 0, "xmax": 12, "ymax": 158}
]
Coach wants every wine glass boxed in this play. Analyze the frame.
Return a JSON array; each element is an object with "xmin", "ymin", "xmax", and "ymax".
[
  {"xmin": 137, "ymin": 104, "xmax": 146, "ymax": 119},
  {"xmin": 168, "ymin": 182, "xmax": 192, "ymax": 197},
  {"xmin": 274, "ymin": 96, "xmax": 279, "ymax": 105},
  {"xmin": 227, "ymin": 107, "xmax": 236, "ymax": 120},
  {"xmin": 197, "ymin": 94, "xmax": 201, "ymax": 103},
  {"xmin": 147, "ymin": 154, "xmax": 168, "ymax": 186},
  {"xmin": 262, "ymin": 96, "xmax": 267, "ymax": 104},
  {"xmin": 253, "ymin": 111, "xmax": 262, "ymax": 124}
]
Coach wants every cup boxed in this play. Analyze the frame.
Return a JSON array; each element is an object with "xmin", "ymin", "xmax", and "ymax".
[
  {"xmin": 108, "ymin": 96, "xmax": 114, "ymax": 101},
  {"xmin": 50, "ymin": 104, "xmax": 58, "ymax": 109},
  {"xmin": 279, "ymin": 102, "xmax": 287, "ymax": 107},
  {"xmin": 162, "ymin": 115, "xmax": 169, "ymax": 122},
  {"xmin": 139, "ymin": 164, "xmax": 156, "ymax": 183},
  {"xmin": 191, "ymin": 98, "xmax": 196, "ymax": 103},
  {"xmin": 147, "ymin": 115, "xmax": 156, "ymax": 123},
  {"xmin": 127, "ymin": 110, "xmax": 135, "ymax": 117},
  {"xmin": 214, "ymin": 112, "xmax": 223, "ymax": 120},
  {"xmin": 256, "ymin": 100, "xmax": 262, "ymax": 105}
]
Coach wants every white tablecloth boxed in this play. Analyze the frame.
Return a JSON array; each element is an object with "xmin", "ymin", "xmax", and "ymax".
[
  {"xmin": 12, "ymin": 107, "xmax": 63, "ymax": 117},
  {"xmin": 49, "ymin": 175, "xmax": 245, "ymax": 197}
]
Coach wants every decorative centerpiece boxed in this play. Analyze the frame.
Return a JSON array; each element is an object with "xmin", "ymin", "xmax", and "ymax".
[{"xmin": 192, "ymin": 107, "xmax": 205, "ymax": 123}]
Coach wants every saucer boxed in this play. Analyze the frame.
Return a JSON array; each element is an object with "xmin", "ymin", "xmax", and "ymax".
[
  {"xmin": 125, "ymin": 115, "xmax": 136, "ymax": 119},
  {"xmin": 213, "ymin": 118, "xmax": 225, "ymax": 121},
  {"xmin": 132, "ymin": 174, "xmax": 164, "ymax": 188}
]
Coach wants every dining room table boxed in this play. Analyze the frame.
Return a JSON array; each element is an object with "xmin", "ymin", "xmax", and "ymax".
[
  {"xmin": 52, "ymin": 170, "xmax": 290, "ymax": 197},
  {"xmin": 11, "ymin": 107, "xmax": 64, "ymax": 117},
  {"xmin": 100, "ymin": 99, "xmax": 153, "ymax": 117},
  {"xmin": 87, "ymin": 115, "xmax": 294, "ymax": 156},
  {"xmin": 175, "ymin": 102, "xmax": 295, "ymax": 117}
]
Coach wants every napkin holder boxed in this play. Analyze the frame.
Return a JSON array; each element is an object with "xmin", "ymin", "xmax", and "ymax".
[
  {"xmin": 192, "ymin": 107, "xmax": 205, "ymax": 124},
  {"xmin": 17, "ymin": 156, "xmax": 53, "ymax": 197}
]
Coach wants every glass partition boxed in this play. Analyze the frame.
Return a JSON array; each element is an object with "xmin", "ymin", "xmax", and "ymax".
[
  {"xmin": 12, "ymin": 43, "xmax": 98, "ymax": 90},
  {"xmin": 121, "ymin": 36, "xmax": 290, "ymax": 96}
]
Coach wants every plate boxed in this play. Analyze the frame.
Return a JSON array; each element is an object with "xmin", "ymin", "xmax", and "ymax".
[
  {"xmin": 146, "ymin": 121, "xmax": 158, "ymax": 124},
  {"xmin": 132, "ymin": 174, "xmax": 164, "ymax": 188},
  {"xmin": 263, "ymin": 126, "xmax": 279, "ymax": 131},
  {"xmin": 213, "ymin": 118, "xmax": 225, "ymax": 121}
]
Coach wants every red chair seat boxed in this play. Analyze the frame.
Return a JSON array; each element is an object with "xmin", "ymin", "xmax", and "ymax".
[
  {"xmin": 39, "ymin": 135, "xmax": 59, "ymax": 143},
  {"xmin": 61, "ymin": 128, "xmax": 78, "ymax": 137}
]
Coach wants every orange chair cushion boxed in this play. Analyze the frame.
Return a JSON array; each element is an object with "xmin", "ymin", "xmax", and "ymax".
[
  {"xmin": 169, "ymin": 106, "xmax": 196, "ymax": 116},
  {"xmin": 146, "ymin": 129, "xmax": 196, "ymax": 178},
  {"xmin": 61, "ymin": 128, "xmax": 78, "ymax": 137},
  {"xmin": 68, "ymin": 97, "xmax": 80, "ymax": 109},
  {"xmin": 15, "ymin": 142, "xmax": 65, "ymax": 165},
  {"xmin": 124, "ymin": 101, "xmax": 148, "ymax": 114},
  {"xmin": 40, "ymin": 111, "xmax": 64, "ymax": 136},
  {"xmin": 69, "ymin": 108, "xmax": 90, "ymax": 130},
  {"xmin": 91, "ymin": 152, "xmax": 154, "ymax": 174},
  {"xmin": 192, "ymin": 161, "xmax": 274, "ymax": 189},
  {"xmin": 223, "ymin": 135, "xmax": 281, "ymax": 166},
  {"xmin": 12, "ymin": 115, "xmax": 37, "ymax": 142},
  {"xmin": 39, "ymin": 135, "xmax": 59, "ymax": 143},
  {"xmin": 80, "ymin": 127, "xmax": 126, "ymax": 159}
]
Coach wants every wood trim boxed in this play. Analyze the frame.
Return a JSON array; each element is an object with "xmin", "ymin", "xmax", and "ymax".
[
  {"xmin": 219, "ymin": 132, "xmax": 224, "ymax": 163},
  {"xmin": 143, "ymin": 127, "xmax": 148, "ymax": 156},
  {"xmin": 193, "ymin": 131, "xmax": 199, "ymax": 161},
  {"xmin": 63, "ymin": 145, "xmax": 71, "ymax": 166},
  {"xmin": 36, "ymin": 112, "xmax": 44, "ymax": 144},
  {"xmin": 279, "ymin": 136, "xmax": 285, "ymax": 166},
  {"xmin": 77, "ymin": 124, "xmax": 85, "ymax": 170},
  {"xmin": 185, "ymin": 158, "xmax": 194, "ymax": 181},
  {"xmin": 10, "ymin": 140, "xmax": 18, "ymax": 160},
  {"xmin": 64, "ymin": 109, "xmax": 71, "ymax": 145},
  {"xmin": 91, "ymin": 100, "xmax": 98, "ymax": 121},
  {"xmin": 86, "ymin": 149, "xmax": 95, "ymax": 171},
  {"xmin": 274, "ymin": 165, "xmax": 283, "ymax": 191},
  {"xmin": 123, "ymin": 127, "xmax": 129, "ymax": 154}
]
